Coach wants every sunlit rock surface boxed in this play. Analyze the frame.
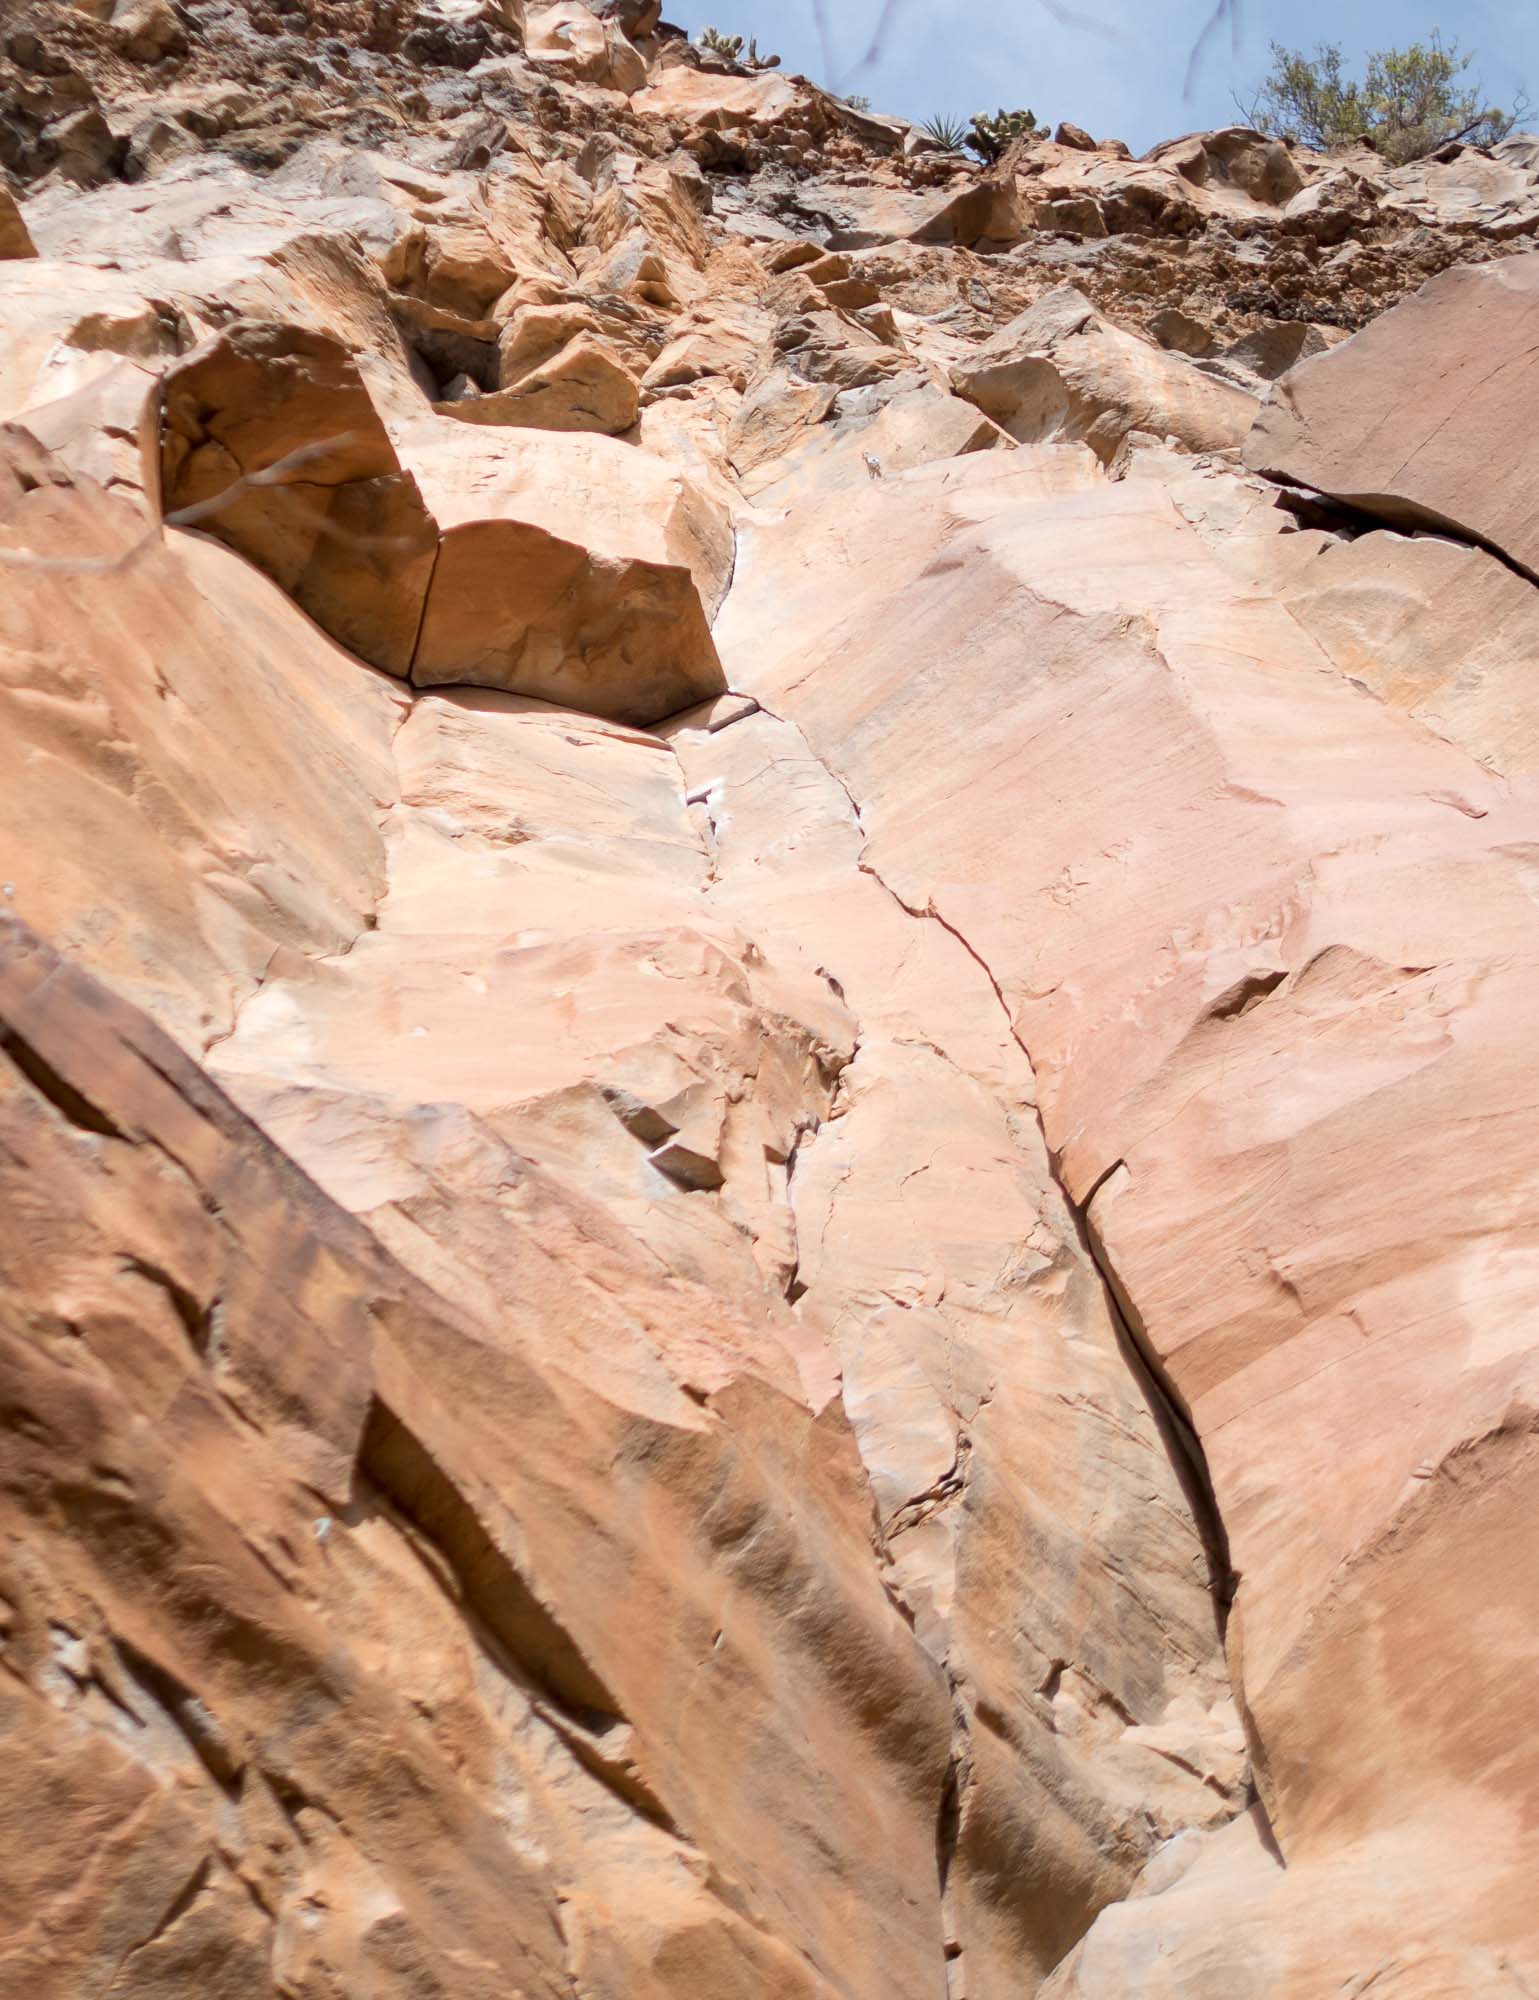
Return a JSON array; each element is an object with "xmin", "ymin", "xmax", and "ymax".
[{"xmin": 2, "ymin": 3, "xmax": 1539, "ymax": 1993}]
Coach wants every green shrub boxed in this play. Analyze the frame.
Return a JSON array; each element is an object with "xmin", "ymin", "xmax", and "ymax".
[{"xmin": 1240, "ymin": 32, "xmax": 1529, "ymax": 164}]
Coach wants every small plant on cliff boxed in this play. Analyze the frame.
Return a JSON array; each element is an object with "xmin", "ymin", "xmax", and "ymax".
[
  {"xmin": 1239, "ymin": 32, "xmax": 1530, "ymax": 164},
  {"xmin": 920, "ymin": 113, "xmax": 969, "ymax": 152},
  {"xmin": 696, "ymin": 25, "xmax": 780, "ymax": 69},
  {"xmin": 966, "ymin": 106, "xmax": 1043, "ymax": 163}
]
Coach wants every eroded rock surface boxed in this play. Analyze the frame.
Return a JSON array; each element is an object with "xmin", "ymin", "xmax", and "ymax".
[{"xmin": 2, "ymin": 2, "xmax": 1539, "ymax": 1995}]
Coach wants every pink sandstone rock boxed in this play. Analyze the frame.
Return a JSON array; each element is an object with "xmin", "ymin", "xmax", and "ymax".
[
  {"xmin": 2, "ymin": 8, "xmax": 1539, "ymax": 1990},
  {"xmin": 710, "ymin": 438, "xmax": 1539, "ymax": 1992}
]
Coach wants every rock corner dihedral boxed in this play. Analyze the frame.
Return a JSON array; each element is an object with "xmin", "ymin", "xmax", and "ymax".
[{"xmin": 2, "ymin": 4, "xmax": 1539, "ymax": 1996}]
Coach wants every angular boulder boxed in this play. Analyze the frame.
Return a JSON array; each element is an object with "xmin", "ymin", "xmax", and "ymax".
[
  {"xmin": 412, "ymin": 518, "xmax": 719, "ymax": 721},
  {"xmin": 158, "ymin": 321, "xmax": 441, "ymax": 677},
  {"xmin": 390, "ymin": 409, "xmax": 734, "ymax": 615},
  {"xmin": 396, "ymin": 414, "xmax": 726, "ymax": 720},
  {"xmin": 953, "ymin": 284, "xmax": 1257, "ymax": 461},
  {"xmin": 442, "ymin": 329, "xmax": 640, "ymax": 434},
  {"xmin": 526, "ymin": 0, "xmax": 646, "ymax": 90},
  {"xmin": 158, "ymin": 322, "xmax": 726, "ymax": 724}
]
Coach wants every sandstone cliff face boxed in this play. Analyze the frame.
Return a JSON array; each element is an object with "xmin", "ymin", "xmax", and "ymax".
[{"xmin": 2, "ymin": 3, "xmax": 1538, "ymax": 1995}]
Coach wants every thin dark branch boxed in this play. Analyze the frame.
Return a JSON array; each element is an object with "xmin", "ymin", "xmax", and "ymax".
[
  {"xmin": 161, "ymin": 431, "xmax": 362, "ymax": 527},
  {"xmin": 1183, "ymin": 0, "xmax": 1241, "ymax": 102},
  {"xmin": 841, "ymin": 0, "xmax": 905, "ymax": 83},
  {"xmin": 1037, "ymin": 0, "xmax": 1125, "ymax": 45},
  {"xmin": 835, "ymin": 0, "xmax": 1123, "ymax": 96},
  {"xmin": 0, "ymin": 432, "xmax": 416, "ymax": 574}
]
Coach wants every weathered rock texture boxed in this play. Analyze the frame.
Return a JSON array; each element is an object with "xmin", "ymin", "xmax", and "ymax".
[{"xmin": 2, "ymin": 3, "xmax": 1538, "ymax": 1995}]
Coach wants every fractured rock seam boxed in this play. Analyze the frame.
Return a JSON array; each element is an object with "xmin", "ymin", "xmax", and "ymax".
[
  {"xmin": 764, "ymin": 700, "xmax": 1234, "ymax": 1621},
  {"xmin": 727, "ymin": 700, "xmax": 1250, "ymax": 1985}
]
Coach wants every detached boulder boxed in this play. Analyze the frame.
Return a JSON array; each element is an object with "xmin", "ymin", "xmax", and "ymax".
[
  {"xmin": 910, "ymin": 176, "xmax": 1031, "ymax": 248},
  {"xmin": 1145, "ymin": 126, "xmax": 1304, "ymax": 207},
  {"xmin": 399, "ymin": 414, "xmax": 724, "ymax": 722},
  {"xmin": 412, "ymin": 519, "xmax": 720, "ymax": 723},
  {"xmin": 953, "ymin": 285, "xmax": 1257, "ymax": 462},
  {"xmin": 159, "ymin": 321, "xmax": 726, "ymax": 724},
  {"xmin": 496, "ymin": 300, "xmax": 605, "ymax": 379},
  {"xmin": 1245, "ymin": 251, "xmax": 1539, "ymax": 574},
  {"xmin": 391, "ymin": 409, "xmax": 734, "ymax": 614}
]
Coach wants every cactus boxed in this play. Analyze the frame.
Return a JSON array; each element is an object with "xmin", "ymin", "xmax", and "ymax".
[
  {"xmin": 696, "ymin": 26, "xmax": 780, "ymax": 69},
  {"xmin": 966, "ymin": 106, "xmax": 1043, "ymax": 163},
  {"xmin": 697, "ymin": 25, "xmax": 743, "ymax": 59}
]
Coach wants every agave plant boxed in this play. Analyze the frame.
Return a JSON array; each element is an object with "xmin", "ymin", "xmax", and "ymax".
[
  {"xmin": 920, "ymin": 113, "xmax": 969, "ymax": 152},
  {"xmin": 966, "ymin": 106, "xmax": 1043, "ymax": 163}
]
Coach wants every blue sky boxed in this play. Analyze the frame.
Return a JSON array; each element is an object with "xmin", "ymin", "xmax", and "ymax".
[{"xmin": 662, "ymin": 0, "xmax": 1536, "ymax": 156}]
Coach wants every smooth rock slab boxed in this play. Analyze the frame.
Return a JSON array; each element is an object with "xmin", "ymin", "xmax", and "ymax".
[
  {"xmin": 1245, "ymin": 250, "xmax": 1539, "ymax": 574},
  {"xmin": 712, "ymin": 440, "xmax": 1539, "ymax": 1988}
]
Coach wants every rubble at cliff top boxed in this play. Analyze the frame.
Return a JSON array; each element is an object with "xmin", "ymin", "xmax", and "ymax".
[
  {"xmin": 3, "ymin": 1, "xmax": 1539, "ymax": 1996},
  {"xmin": 7, "ymin": 0, "xmax": 1539, "ymax": 355}
]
